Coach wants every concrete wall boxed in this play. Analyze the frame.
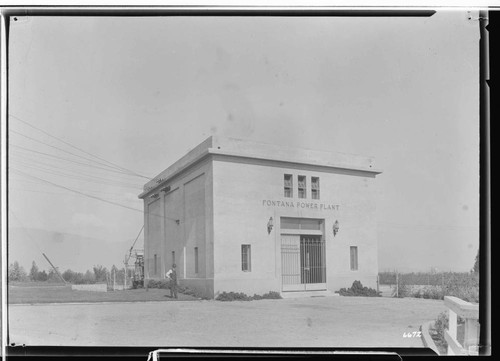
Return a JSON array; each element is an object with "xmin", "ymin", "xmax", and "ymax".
[
  {"xmin": 212, "ymin": 156, "xmax": 379, "ymax": 296},
  {"xmin": 143, "ymin": 159, "xmax": 214, "ymax": 299},
  {"xmin": 71, "ymin": 283, "xmax": 107, "ymax": 292},
  {"xmin": 144, "ymin": 198, "xmax": 162, "ymax": 279}
]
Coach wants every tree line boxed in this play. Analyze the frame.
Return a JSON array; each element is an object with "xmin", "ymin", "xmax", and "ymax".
[{"xmin": 8, "ymin": 260, "xmax": 131, "ymax": 285}]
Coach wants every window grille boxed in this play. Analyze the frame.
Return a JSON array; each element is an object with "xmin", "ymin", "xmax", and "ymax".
[
  {"xmin": 298, "ymin": 175, "xmax": 306, "ymax": 199},
  {"xmin": 284, "ymin": 174, "xmax": 293, "ymax": 198},
  {"xmin": 311, "ymin": 177, "xmax": 320, "ymax": 199},
  {"xmin": 154, "ymin": 254, "xmax": 158, "ymax": 276},
  {"xmin": 350, "ymin": 246, "xmax": 358, "ymax": 271},
  {"xmin": 241, "ymin": 245, "xmax": 251, "ymax": 272},
  {"xmin": 194, "ymin": 247, "xmax": 199, "ymax": 274}
]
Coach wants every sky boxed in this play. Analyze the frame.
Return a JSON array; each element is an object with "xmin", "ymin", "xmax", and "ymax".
[{"xmin": 7, "ymin": 10, "xmax": 479, "ymax": 273}]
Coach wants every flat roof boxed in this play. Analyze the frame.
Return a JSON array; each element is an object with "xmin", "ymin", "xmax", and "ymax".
[{"xmin": 139, "ymin": 136, "xmax": 382, "ymax": 199}]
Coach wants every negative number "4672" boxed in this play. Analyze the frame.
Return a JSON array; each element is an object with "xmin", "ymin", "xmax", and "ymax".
[{"xmin": 403, "ymin": 331, "xmax": 421, "ymax": 338}]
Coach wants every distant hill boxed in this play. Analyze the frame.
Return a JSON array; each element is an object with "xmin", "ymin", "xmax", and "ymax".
[{"xmin": 7, "ymin": 227, "xmax": 143, "ymax": 273}]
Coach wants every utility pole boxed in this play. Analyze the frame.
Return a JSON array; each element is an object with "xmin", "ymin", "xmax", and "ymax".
[{"xmin": 42, "ymin": 253, "xmax": 66, "ymax": 284}]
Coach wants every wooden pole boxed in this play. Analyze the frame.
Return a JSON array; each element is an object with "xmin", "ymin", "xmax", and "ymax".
[{"xmin": 42, "ymin": 253, "xmax": 66, "ymax": 284}]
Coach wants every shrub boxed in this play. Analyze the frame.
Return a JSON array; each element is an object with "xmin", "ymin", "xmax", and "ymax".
[
  {"xmin": 146, "ymin": 279, "xmax": 171, "ymax": 289},
  {"xmin": 431, "ymin": 311, "xmax": 449, "ymax": 354},
  {"xmin": 216, "ymin": 291, "xmax": 251, "ymax": 301},
  {"xmin": 339, "ymin": 280, "xmax": 381, "ymax": 297},
  {"xmin": 132, "ymin": 279, "xmax": 144, "ymax": 289},
  {"xmin": 413, "ymin": 288, "xmax": 422, "ymax": 298},
  {"xmin": 422, "ymin": 286, "xmax": 444, "ymax": 300},
  {"xmin": 442, "ymin": 273, "xmax": 479, "ymax": 303},
  {"xmin": 430, "ymin": 311, "xmax": 466, "ymax": 355},
  {"xmin": 180, "ymin": 286, "xmax": 211, "ymax": 300},
  {"xmin": 261, "ymin": 291, "xmax": 282, "ymax": 299},
  {"xmin": 215, "ymin": 291, "xmax": 282, "ymax": 301}
]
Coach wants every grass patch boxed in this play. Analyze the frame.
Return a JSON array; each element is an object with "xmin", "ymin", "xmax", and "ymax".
[{"xmin": 8, "ymin": 284, "xmax": 199, "ymax": 304}]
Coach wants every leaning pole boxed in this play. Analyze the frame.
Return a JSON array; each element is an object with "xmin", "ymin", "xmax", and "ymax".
[{"xmin": 42, "ymin": 253, "xmax": 67, "ymax": 284}]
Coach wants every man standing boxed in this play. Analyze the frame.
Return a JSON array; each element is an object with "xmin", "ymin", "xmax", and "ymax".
[{"xmin": 165, "ymin": 264, "xmax": 178, "ymax": 299}]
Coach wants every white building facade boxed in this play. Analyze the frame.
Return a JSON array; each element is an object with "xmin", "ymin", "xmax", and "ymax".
[{"xmin": 139, "ymin": 136, "xmax": 382, "ymax": 298}]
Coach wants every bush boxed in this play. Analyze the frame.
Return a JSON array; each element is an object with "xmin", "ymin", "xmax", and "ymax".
[
  {"xmin": 422, "ymin": 286, "xmax": 444, "ymax": 300},
  {"xmin": 442, "ymin": 273, "xmax": 479, "ymax": 303},
  {"xmin": 179, "ymin": 286, "xmax": 211, "ymax": 300},
  {"xmin": 261, "ymin": 291, "xmax": 282, "ymax": 299},
  {"xmin": 430, "ymin": 311, "xmax": 466, "ymax": 355},
  {"xmin": 216, "ymin": 291, "xmax": 251, "ymax": 301},
  {"xmin": 215, "ymin": 291, "xmax": 282, "ymax": 301},
  {"xmin": 339, "ymin": 280, "xmax": 381, "ymax": 297},
  {"xmin": 431, "ymin": 311, "xmax": 449, "ymax": 354},
  {"xmin": 132, "ymin": 279, "xmax": 144, "ymax": 289},
  {"xmin": 146, "ymin": 279, "xmax": 171, "ymax": 289}
]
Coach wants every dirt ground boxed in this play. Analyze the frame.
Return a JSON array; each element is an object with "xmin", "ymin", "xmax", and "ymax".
[{"xmin": 7, "ymin": 296, "xmax": 446, "ymax": 348}]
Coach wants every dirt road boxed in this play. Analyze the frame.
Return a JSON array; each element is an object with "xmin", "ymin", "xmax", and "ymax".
[{"xmin": 8, "ymin": 296, "xmax": 446, "ymax": 348}]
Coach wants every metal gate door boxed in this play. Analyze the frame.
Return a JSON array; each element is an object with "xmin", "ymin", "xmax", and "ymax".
[{"xmin": 281, "ymin": 235, "xmax": 326, "ymax": 291}]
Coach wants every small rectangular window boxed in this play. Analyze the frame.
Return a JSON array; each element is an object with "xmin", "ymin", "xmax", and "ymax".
[
  {"xmin": 154, "ymin": 254, "xmax": 158, "ymax": 276},
  {"xmin": 311, "ymin": 177, "xmax": 320, "ymax": 199},
  {"xmin": 194, "ymin": 247, "xmax": 199, "ymax": 274},
  {"xmin": 298, "ymin": 175, "xmax": 306, "ymax": 198},
  {"xmin": 241, "ymin": 245, "xmax": 251, "ymax": 272},
  {"xmin": 284, "ymin": 174, "xmax": 293, "ymax": 198},
  {"xmin": 350, "ymin": 246, "xmax": 358, "ymax": 271}
]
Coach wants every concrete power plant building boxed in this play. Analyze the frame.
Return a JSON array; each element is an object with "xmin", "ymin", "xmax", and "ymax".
[{"xmin": 139, "ymin": 136, "xmax": 382, "ymax": 299}]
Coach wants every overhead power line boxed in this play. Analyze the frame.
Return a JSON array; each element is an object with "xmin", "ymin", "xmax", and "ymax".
[
  {"xmin": 13, "ymin": 168, "xmax": 144, "ymax": 213},
  {"xmin": 10, "ymin": 150, "xmax": 145, "ymax": 186},
  {"xmin": 10, "ymin": 129, "xmax": 141, "ymax": 175},
  {"xmin": 11, "ymin": 144, "xmax": 146, "ymax": 179},
  {"xmin": 12, "ymin": 169, "xmax": 178, "ymax": 223},
  {"xmin": 10, "ymin": 156, "xmax": 143, "ymax": 189},
  {"xmin": 9, "ymin": 114, "xmax": 152, "ymax": 180},
  {"xmin": 9, "ymin": 173, "xmax": 142, "ymax": 199}
]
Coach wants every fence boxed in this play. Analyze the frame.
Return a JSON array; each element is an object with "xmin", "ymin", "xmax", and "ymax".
[
  {"xmin": 377, "ymin": 271, "xmax": 479, "ymax": 302},
  {"xmin": 444, "ymin": 296, "xmax": 479, "ymax": 355},
  {"xmin": 106, "ymin": 269, "xmax": 133, "ymax": 291}
]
